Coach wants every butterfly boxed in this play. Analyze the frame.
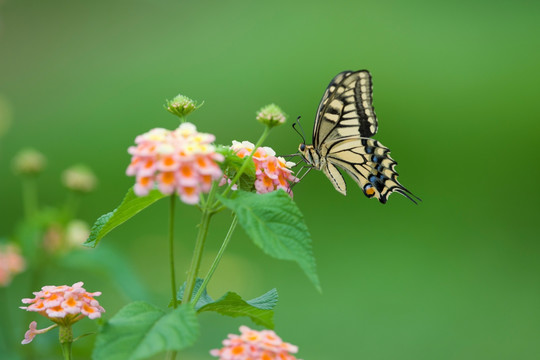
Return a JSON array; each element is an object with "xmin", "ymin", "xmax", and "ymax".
[{"xmin": 296, "ymin": 70, "xmax": 419, "ymax": 204}]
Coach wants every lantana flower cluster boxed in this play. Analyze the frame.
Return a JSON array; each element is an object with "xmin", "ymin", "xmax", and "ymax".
[
  {"xmin": 20, "ymin": 282, "xmax": 104, "ymax": 344},
  {"xmin": 228, "ymin": 141, "xmax": 298, "ymax": 195},
  {"xmin": 20, "ymin": 282, "xmax": 105, "ymax": 339},
  {"xmin": 0, "ymin": 243, "xmax": 26, "ymax": 286},
  {"xmin": 210, "ymin": 325, "xmax": 302, "ymax": 360},
  {"xmin": 126, "ymin": 123, "xmax": 223, "ymax": 204}
]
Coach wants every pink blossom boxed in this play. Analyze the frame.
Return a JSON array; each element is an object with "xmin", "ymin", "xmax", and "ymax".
[
  {"xmin": 127, "ymin": 123, "xmax": 223, "ymax": 205},
  {"xmin": 22, "ymin": 321, "xmax": 38, "ymax": 345},
  {"xmin": 211, "ymin": 326, "xmax": 302, "ymax": 360},
  {"xmin": 227, "ymin": 141, "xmax": 298, "ymax": 195},
  {"xmin": 61, "ymin": 294, "xmax": 82, "ymax": 314},
  {"xmin": 20, "ymin": 281, "xmax": 105, "ymax": 339},
  {"xmin": 21, "ymin": 321, "xmax": 58, "ymax": 345},
  {"xmin": 20, "ymin": 282, "xmax": 104, "ymax": 345},
  {"xmin": 0, "ymin": 243, "xmax": 26, "ymax": 287}
]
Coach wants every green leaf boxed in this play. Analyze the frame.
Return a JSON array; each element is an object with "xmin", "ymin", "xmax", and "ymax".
[
  {"xmin": 176, "ymin": 279, "xmax": 278, "ymax": 328},
  {"xmin": 219, "ymin": 190, "xmax": 321, "ymax": 291},
  {"xmin": 246, "ymin": 288, "xmax": 279, "ymax": 310},
  {"xmin": 84, "ymin": 187, "xmax": 167, "ymax": 248},
  {"xmin": 198, "ymin": 289, "xmax": 278, "ymax": 328},
  {"xmin": 217, "ymin": 145, "xmax": 256, "ymax": 192},
  {"xmin": 92, "ymin": 302, "xmax": 199, "ymax": 360}
]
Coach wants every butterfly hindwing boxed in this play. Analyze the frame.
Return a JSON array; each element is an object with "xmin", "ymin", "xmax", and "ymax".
[
  {"xmin": 322, "ymin": 137, "xmax": 417, "ymax": 204},
  {"xmin": 313, "ymin": 70, "xmax": 378, "ymax": 148},
  {"xmin": 322, "ymin": 162, "xmax": 347, "ymax": 195}
]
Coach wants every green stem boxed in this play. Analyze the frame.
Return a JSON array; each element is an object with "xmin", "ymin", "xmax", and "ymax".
[
  {"xmin": 192, "ymin": 214, "xmax": 238, "ymax": 305},
  {"xmin": 59, "ymin": 325, "xmax": 73, "ymax": 360},
  {"xmin": 22, "ymin": 177, "xmax": 38, "ymax": 219},
  {"xmin": 181, "ymin": 183, "xmax": 218, "ymax": 304},
  {"xmin": 63, "ymin": 191, "xmax": 80, "ymax": 219},
  {"xmin": 169, "ymin": 195, "xmax": 178, "ymax": 309},
  {"xmin": 219, "ymin": 126, "xmax": 271, "ymax": 201},
  {"xmin": 61, "ymin": 342, "xmax": 72, "ymax": 360}
]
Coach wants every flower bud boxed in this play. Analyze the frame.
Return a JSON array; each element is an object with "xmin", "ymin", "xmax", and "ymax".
[
  {"xmin": 62, "ymin": 165, "xmax": 97, "ymax": 193},
  {"xmin": 165, "ymin": 94, "xmax": 202, "ymax": 119},
  {"xmin": 65, "ymin": 220, "xmax": 90, "ymax": 247},
  {"xmin": 256, "ymin": 104, "xmax": 286, "ymax": 128},
  {"xmin": 12, "ymin": 149, "xmax": 46, "ymax": 176}
]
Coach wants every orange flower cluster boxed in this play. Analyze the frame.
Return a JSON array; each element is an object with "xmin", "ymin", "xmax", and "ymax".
[
  {"xmin": 127, "ymin": 123, "xmax": 223, "ymax": 204},
  {"xmin": 211, "ymin": 326, "xmax": 302, "ymax": 360}
]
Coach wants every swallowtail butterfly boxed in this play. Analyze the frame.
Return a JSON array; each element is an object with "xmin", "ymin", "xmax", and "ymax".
[{"xmin": 297, "ymin": 70, "xmax": 419, "ymax": 204}]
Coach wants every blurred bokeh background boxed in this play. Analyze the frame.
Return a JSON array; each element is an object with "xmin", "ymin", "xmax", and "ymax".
[{"xmin": 1, "ymin": 0, "xmax": 539, "ymax": 359}]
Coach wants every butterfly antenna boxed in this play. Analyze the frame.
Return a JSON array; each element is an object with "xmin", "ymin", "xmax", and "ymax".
[
  {"xmin": 297, "ymin": 116, "xmax": 307, "ymax": 141},
  {"xmin": 292, "ymin": 116, "xmax": 306, "ymax": 144}
]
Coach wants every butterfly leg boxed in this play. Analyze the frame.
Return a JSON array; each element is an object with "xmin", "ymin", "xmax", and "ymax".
[{"xmin": 288, "ymin": 166, "xmax": 313, "ymax": 194}]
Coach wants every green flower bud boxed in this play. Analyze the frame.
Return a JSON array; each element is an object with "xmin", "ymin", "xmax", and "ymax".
[
  {"xmin": 66, "ymin": 220, "xmax": 90, "ymax": 248},
  {"xmin": 12, "ymin": 148, "xmax": 46, "ymax": 176},
  {"xmin": 62, "ymin": 165, "xmax": 97, "ymax": 193},
  {"xmin": 165, "ymin": 94, "xmax": 202, "ymax": 119},
  {"xmin": 256, "ymin": 104, "xmax": 286, "ymax": 128}
]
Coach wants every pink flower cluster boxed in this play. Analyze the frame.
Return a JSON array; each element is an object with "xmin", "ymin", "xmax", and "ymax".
[
  {"xmin": 211, "ymin": 326, "xmax": 302, "ymax": 360},
  {"xmin": 20, "ymin": 281, "xmax": 104, "ymax": 323},
  {"xmin": 0, "ymin": 243, "xmax": 26, "ymax": 286},
  {"xmin": 126, "ymin": 123, "xmax": 224, "ymax": 204},
  {"xmin": 229, "ymin": 141, "xmax": 298, "ymax": 195}
]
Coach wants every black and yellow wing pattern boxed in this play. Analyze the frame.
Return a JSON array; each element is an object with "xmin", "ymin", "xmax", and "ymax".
[{"xmin": 299, "ymin": 70, "xmax": 419, "ymax": 204}]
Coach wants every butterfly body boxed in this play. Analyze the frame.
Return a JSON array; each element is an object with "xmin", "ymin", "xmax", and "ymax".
[{"xmin": 298, "ymin": 70, "xmax": 418, "ymax": 204}]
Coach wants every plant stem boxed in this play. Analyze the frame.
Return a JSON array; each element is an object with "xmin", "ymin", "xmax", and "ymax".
[
  {"xmin": 61, "ymin": 342, "xmax": 72, "ymax": 360},
  {"xmin": 181, "ymin": 183, "xmax": 218, "ymax": 305},
  {"xmin": 192, "ymin": 214, "xmax": 238, "ymax": 305},
  {"xmin": 169, "ymin": 195, "xmax": 178, "ymax": 309},
  {"xmin": 59, "ymin": 326, "xmax": 73, "ymax": 360},
  {"xmin": 63, "ymin": 191, "xmax": 80, "ymax": 219},
  {"xmin": 22, "ymin": 177, "xmax": 38, "ymax": 219},
  {"xmin": 219, "ymin": 126, "xmax": 271, "ymax": 201}
]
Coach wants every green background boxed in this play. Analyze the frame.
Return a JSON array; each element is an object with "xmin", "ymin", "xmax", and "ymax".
[{"xmin": 1, "ymin": 0, "xmax": 539, "ymax": 359}]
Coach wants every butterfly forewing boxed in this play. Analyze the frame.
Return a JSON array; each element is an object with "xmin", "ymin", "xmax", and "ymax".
[{"xmin": 313, "ymin": 70, "xmax": 378, "ymax": 148}]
